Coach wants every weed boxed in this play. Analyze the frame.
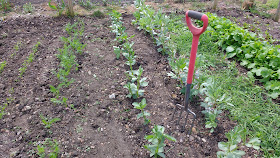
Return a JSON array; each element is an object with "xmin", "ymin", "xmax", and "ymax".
[
  {"xmin": 23, "ymin": 2, "xmax": 34, "ymax": 14},
  {"xmin": 144, "ymin": 125, "xmax": 176, "ymax": 158},
  {"xmin": 0, "ymin": 60, "xmax": 7, "ymax": 74},
  {"xmin": 132, "ymin": 98, "xmax": 150, "ymax": 125},
  {"xmin": 40, "ymin": 115, "xmax": 61, "ymax": 129}
]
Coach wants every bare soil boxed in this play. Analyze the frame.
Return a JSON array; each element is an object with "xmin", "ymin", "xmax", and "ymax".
[{"xmin": 1, "ymin": 0, "xmax": 277, "ymax": 157}]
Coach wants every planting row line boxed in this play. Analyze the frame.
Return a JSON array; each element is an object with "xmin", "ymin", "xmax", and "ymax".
[
  {"xmin": 49, "ymin": 20, "xmax": 86, "ymax": 108},
  {"xmin": 133, "ymin": 0, "xmax": 264, "ymax": 157},
  {"xmin": 109, "ymin": 10, "xmax": 176, "ymax": 158},
  {"xmin": 32, "ymin": 20, "xmax": 87, "ymax": 157}
]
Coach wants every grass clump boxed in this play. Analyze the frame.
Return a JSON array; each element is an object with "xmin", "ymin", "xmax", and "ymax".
[{"xmin": 92, "ymin": 10, "xmax": 105, "ymax": 18}]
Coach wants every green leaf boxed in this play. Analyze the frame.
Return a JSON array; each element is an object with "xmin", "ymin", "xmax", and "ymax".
[
  {"xmin": 233, "ymin": 150, "xmax": 245, "ymax": 156},
  {"xmin": 226, "ymin": 46, "xmax": 234, "ymax": 53},
  {"xmin": 218, "ymin": 142, "xmax": 227, "ymax": 151},
  {"xmin": 247, "ymin": 63, "xmax": 256, "ymax": 69},
  {"xmin": 158, "ymin": 152, "xmax": 165, "ymax": 158},
  {"xmin": 163, "ymin": 134, "xmax": 176, "ymax": 142},
  {"xmin": 227, "ymin": 53, "xmax": 236, "ymax": 58},
  {"xmin": 277, "ymin": 69, "xmax": 280, "ymax": 79},
  {"xmin": 48, "ymin": 0, "xmax": 57, "ymax": 10},
  {"xmin": 137, "ymin": 113, "xmax": 143, "ymax": 119},
  {"xmin": 245, "ymin": 53, "xmax": 253, "ymax": 59},
  {"xmin": 143, "ymin": 111, "xmax": 150, "ymax": 116},
  {"xmin": 240, "ymin": 60, "xmax": 249, "ymax": 66}
]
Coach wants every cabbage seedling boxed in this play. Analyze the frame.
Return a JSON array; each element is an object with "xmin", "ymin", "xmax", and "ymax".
[{"xmin": 132, "ymin": 98, "xmax": 150, "ymax": 125}]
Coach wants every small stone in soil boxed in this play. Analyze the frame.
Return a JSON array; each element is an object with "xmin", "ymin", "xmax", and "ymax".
[{"xmin": 109, "ymin": 93, "xmax": 115, "ymax": 99}]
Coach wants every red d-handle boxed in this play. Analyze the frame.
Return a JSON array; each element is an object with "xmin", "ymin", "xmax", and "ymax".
[
  {"xmin": 185, "ymin": 11, "xmax": 208, "ymax": 85},
  {"xmin": 186, "ymin": 10, "xmax": 208, "ymax": 36}
]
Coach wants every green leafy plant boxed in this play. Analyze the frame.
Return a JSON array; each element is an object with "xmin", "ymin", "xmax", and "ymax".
[
  {"xmin": 36, "ymin": 138, "xmax": 60, "ymax": 158},
  {"xmin": 124, "ymin": 66, "xmax": 148, "ymax": 99},
  {"xmin": 132, "ymin": 98, "xmax": 150, "ymax": 125},
  {"xmin": 0, "ymin": 61, "xmax": 7, "ymax": 74},
  {"xmin": 113, "ymin": 46, "xmax": 121, "ymax": 59},
  {"xmin": 18, "ymin": 42, "xmax": 40, "ymax": 78},
  {"xmin": 40, "ymin": 115, "xmax": 61, "ymax": 129},
  {"xmin": 200, "ymin": 78, "xmax": 233, "ymax": 133},
  {"xmin": 0, "ymin": 0, "xmax": 11, "ymax": 12},
  {"xmin": 144, "ymin": 125, "xmax": 176, "ymax": 158},
  {"xmin": 217, "ymin": 126, "xmax": 261, "ymax": 158},
  {"xmin": 23, "ymin": 2, "xmax": 34, "ymax": 14},
  {"xmin": 48, "ymin": 0, "xmax": 65, "ymax": 16},
  {"xmin": 0, "ymin": 97, "xmax": 14, "ymax": 119}
]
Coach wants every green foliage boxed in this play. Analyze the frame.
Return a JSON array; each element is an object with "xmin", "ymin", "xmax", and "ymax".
[
  {"xmin": 50, "ymin": 21, "xmax": 85, "ymax": 106},
  {"xmin": 217, "ymin": 126, "xmax": 261, "ymax": 158},
  {"xmin": 79, "ymin": 0, "xmax": 95, "ymax": 10},
  {"xmin": 207, "ymin": 13, "xmax": 280, "ymax": 98},
  {"xmin": 113, "ymin": 46, "xmax": 121, "ymax": 59},
  {"xmin": 124, "ymin": 66, "xmax": 148, "ymax": 99},
  {"xmin": 23, "ymin": 2, "xmax": 34, "ymax": 14},
  {"xmin": 144, "ymin": 125, "xmax": 176, "ymax": 158},
  {"xmin": 0, "ymin": 0, "xmax": 11, "ymax": 12},
  {"xmin": 92, "ymin": 10, "xmax": 105, "ymax": 18},
  {"xmin": 40, "ymin": 115, "xmax": 61, "ymax": 129},
  {"xmin": 200, "ymin": 78, "xmax": 233, "ymax": 133},
  {"xmin": 48, "ymin": 0, "xmax": 65, "ymax": 16},
  {"xmin": 132, "ymin": 98, "xmax": 150, "ymax": 125},
  {"xmin": 0, "ymin": 60, "xmax": 7, "ymax": 74},
  {"xmin": 19, "ymin": 42, "xmax": 40, "ymax": 78},
  {"xmin": 36, "ymin": 138, "xmax": 60, "ymax": 158},
  {"xmin": 0, "ymin": 97, "xmax": 14, "ymax": 119}
]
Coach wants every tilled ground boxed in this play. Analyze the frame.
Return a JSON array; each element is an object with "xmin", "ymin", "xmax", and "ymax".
[{"xmin": 0, "ymin": 12, "xmax": 261, "ymax": 158}]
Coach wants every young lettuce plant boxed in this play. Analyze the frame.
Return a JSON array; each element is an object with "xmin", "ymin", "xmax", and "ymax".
[
  {"xmin": 217, "ymin": 126, "xmax": 261, "ymax": 158},
  {"xmin": 132, "ymin": 98, "xmax": 150, "ymax": 125},
  {"xmin": 144, "ymin": 125, "xmax": 176, "ymax": 158}
]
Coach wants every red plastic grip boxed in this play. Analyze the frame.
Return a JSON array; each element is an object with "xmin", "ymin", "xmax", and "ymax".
[{"xmin": 185, "ymin": 11, "xmax": 208, "ymax": 84}]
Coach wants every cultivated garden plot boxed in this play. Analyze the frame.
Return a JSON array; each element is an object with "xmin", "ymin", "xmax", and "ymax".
[{"xmin": 0, "ymin": 0, "xmax": 280, "ymax": 158}]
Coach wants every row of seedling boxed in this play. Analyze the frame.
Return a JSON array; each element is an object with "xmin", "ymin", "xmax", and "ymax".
[
  {"xmin": 110, "ymin": 10, "xmax": 176, "ymax": 158},
  {"xmin": 109, "ymin": 10, "xmax": 150, "ymax": 123},
  {"xmin": 18, "ymin": 42, "xmax": 41, "ymax": 78},
  {"xmin": 132, "ymin": 0, "xmax": 261, "ymax": 157},
  {"xmin": 49, "ymin": 20, "xmax": 86, "ymax": 108}
]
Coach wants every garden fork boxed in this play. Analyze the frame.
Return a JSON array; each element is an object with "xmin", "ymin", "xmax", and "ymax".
[{"xmin": 171, "ymin": 10, "xmax": 208, "ymax": 134}]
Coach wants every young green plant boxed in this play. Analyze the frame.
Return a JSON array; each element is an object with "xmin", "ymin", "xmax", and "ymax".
[
  {"xmin": 144, "ymin": 125, "xmax": 176, "ymax": 158},
  {"xmin": 132, "ymin": 98, "xmax": 150, "ymax": 125},
  {"xmin": 40, "ymin": 115, "xmax": 61, "ymax": 129}
]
